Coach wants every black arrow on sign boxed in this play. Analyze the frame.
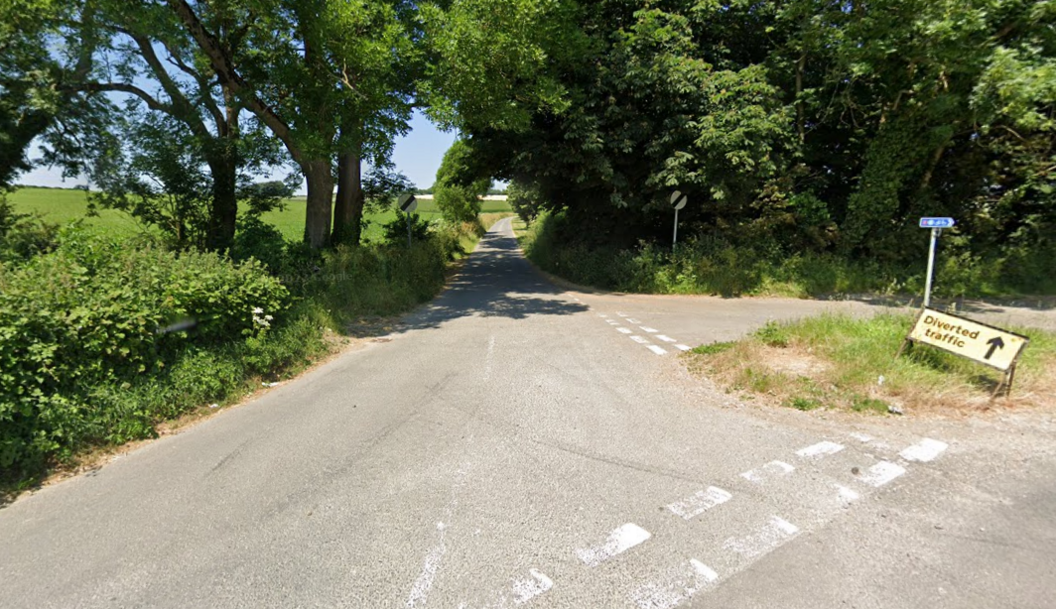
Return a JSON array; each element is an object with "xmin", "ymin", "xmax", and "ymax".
[{"xmin": 985, "ymin": 336, "xmax": 1005, "ymax": 360}]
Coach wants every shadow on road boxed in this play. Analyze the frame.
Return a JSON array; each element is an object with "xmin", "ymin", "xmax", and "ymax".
[{"xmin": 347, "ymin": 224, "xmax": 587, "ymax": 340}]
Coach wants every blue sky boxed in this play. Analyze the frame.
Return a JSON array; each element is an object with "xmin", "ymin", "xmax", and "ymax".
[{"xmin": 16, "ymin": 109, "xmax": 457, "ymax": 194}]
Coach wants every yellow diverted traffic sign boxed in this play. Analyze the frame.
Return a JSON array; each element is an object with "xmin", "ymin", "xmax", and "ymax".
[{"xmin": 908, "ymin": 309, "xmax": 1029, "ymax": 372}]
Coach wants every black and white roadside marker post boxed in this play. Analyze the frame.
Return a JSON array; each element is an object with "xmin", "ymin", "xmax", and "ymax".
[
  {"xmin": 919, "ymin": 217, "xmax": 955, "ymax": 307},
  {"xmin": 671, "ymin": 190, "xmax": 688, "ymax": 250},
  {"xmin": 398, "ymin": 193, "xmax": 418, "ymax": 248}
]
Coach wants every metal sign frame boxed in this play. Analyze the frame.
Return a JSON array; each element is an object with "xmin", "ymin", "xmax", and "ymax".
[{"xmin": 897, "ymin": 308, "xmax": 1031, "ymax": 398}]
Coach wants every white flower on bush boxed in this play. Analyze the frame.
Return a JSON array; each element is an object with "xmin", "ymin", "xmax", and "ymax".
[{"xmin": 251, "ymin": 306, "xmax": 274, "ymax": 330}]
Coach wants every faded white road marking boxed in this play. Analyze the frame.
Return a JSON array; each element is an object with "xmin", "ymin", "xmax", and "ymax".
[
  {"xmin": 407, "ymin": 523, "xmax": 447, "ymax": 607},
  {"xmin": 723, "ymin": 516, "xmax": 799, "ymax": 559},
  {"xmin": 599, "ymin": 313, "xmax": 610, "ymax": 319},
  {"xmin": 511, "ymin": 569, "xmax": 553, "ymax": 605},
  {"xmin": 648, "ymin": 345, "xmax": 668, "ymax": 355},
  {"xmin": 618, "ymin": 313, "xmax": 630, "ymax": 318},
  {"xmin": 631, "ymin": 560, "xmax": 718, "ymax": 609},
  {"xmin": 836, "ymin": 485, "xmax": 860, "ymax": 505},
  {"xmin": 630, "ymin": 335, "xmax": 650, "ymax": 344},
  {"xmin": 796, "ymin": 441, "xmax": 845, "ymax": 458},
  {"xmin": 674, "ymin": 345, "xmax": 691, "ymax": 352},
  {"xmin": 482, "ymin": 335, "xmax": 496, "ymax": 382},
  {"xmin": 858, "ymin": 461, "xmax": 906, "ymax": 487},
  {"xmin": 640, "ymin": 326, "xmax": 659, "ymax": 333},
  {"xmin": 741, "ymin": 461, "xmax": 794, "ymax": 483},
  {"xmin": 461, "ymin": 569, "xmax": 554, "ymax": 609},
  {"xmin": 667, "ymin": 487, "xmax": 732, "ymax": 520},
  {"xmin": 607, "ymin": 320, "xmax": 620, "ymax": 325},
  {"xmin": 656, "ymin": 335, "xmax": 678, "ymax": 343},
  {"xmin": 617, "ymin": 327, "xmax": 633, "ymax": 334},
  {"xmin": 627, "ymin": 318, "xmax": 643, "ymax": 324},
  {"xmin": 899, "ymin": 438, "xmax": 948, "ymax": 463},
  {"xmin": 407, "ymin": 466, "xmax": 469, "ymax": 607},
  {"xmin": 576, "ymin": 523, "xmax": 651, "ymax": 567},
  {"xmin": 849, "ymin": 432, "xmax": 874, "ymax": 443}
]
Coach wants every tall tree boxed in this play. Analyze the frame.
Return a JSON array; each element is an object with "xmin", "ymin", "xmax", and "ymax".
[{"xmin": 167, "ymin": 0, "xmax": 418, "ymax": 249}]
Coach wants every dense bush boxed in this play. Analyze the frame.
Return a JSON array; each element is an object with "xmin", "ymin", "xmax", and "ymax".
[
  {"xmin": 1, "ymin": 210, "xmax": 481, "ymax": 487},
  {"xmin": 523, "ymin": 211, "xmax": 1055, "ymax": 298},
  {"xmin": 0, "ymin": 229, "xmax": 289, "ymax": 479}
]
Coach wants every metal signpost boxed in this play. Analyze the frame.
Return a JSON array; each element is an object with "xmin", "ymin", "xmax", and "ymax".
[
  {"xmin": 398, "ymin": 193, "xmax": 418, "ymax": 248},
  {"xmin": 671, "ymin": 190, "xmax": 688, "ymax": 249},
  {"xmin": 919, "ymin": 217, "xmax": 955, "ymax": 307}
]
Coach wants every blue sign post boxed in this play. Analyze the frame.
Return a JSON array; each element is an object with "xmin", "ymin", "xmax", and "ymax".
[{"xmin": 920, "ymin": 218, "xmax": 956, "ymax": 307}]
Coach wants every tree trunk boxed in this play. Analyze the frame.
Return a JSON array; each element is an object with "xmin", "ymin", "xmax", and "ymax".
[
  {"xmin": 303, "ymin": 159, "xmax": 334, "ymax": 248},
  {"xmin": 205, "ymin": 152, "xmax": 238, "ymax": 252},
  {"xmin": 332, "ymin": 150, "xmax": 365, "ymax": 245}
]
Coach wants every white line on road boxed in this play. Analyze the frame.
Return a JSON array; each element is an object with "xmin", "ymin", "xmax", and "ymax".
[
  {"xmin": 656, "ymin": 335, "xmax": 678, "ymax": 343},
  {"xmin": 599, "ymin": 313, "xmax": 610, "ymax": 319},
  {"xmin": 630, "ymin": 335, "xmax": 650, "ymax": 344},
  {"xmin": 407, "ymin": 523, "xmax": 447, "ymax": 607},
  {"xmin": 796, "ymin": 441, "xmax": 845, "ymax": 458},
  {"xmin": 630, "ymin": 559, "xmax": 719, "ymax": 609},
  {"xmin": 899, "ymin": 438, "xmax": 948, "ymax": 463},
  {"xmin": 648, "ymin": 345, "xmax": 669, "ymax": 355},
  {"xmin": 576, "ymin": 523, "xmax": 652, "ymax": 567},
  {"xmin": 608, "ymin": 320, "xmax": 620, "ymax": 325},
  {"xmin": 618, "ymin": 313, "xmax": 629, "ymax": 318},
  {"xmin": 836, "ymin": 485, "xmax": 860, "ymax": 505},
  {"xmin": 464, "ymin": 569, "xmax": 554, "ymax": 609},
  {"xmin": 640, "ymin": 326, "xmax": 659, "ymax": 333},
  {"xmin": 617, "ymin": 328, "xmax": 633, "ymax": 334},
  {"xmin": 741, "ymin": 461, "xmax": 795, "ymax": 483},
  {"xmin": 511, "ymin": 569, "xmax": 553, "ymax": 605},
  {"xmin": 723, "ymin": 516, "xmax": 800, "ymax": 559},
  {"xmin": 627, "ymin": 318, "xmax": 643, "ymax": 324},
  {"xmin": 858, "ymin": 461, "xmax": 906, "ymax": 487},
  {"xmin": 667, "ymin": 487, "xmax": 733, "ymax": 520},
  {"xmin": 849, "ymin": 432, "xmax": 874, "ymax": 443},
  {"xmin": 674, "ymin": 345, "xmax": 691, "ymax": 352}
]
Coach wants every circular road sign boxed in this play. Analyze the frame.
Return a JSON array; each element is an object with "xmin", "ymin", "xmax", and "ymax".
[
  {"xmin": 670, "ymin": 190, "xmax": 688, "ymax": 211},
  {"xmin": 398, "ymin": 193, "xmax": 418, "ymax": 213}
]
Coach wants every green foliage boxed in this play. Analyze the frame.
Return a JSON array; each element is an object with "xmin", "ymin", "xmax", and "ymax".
[
  {"xmin": 0, "ymin": 229, "xmax": 288, "ymax": 479},
  {"xmin": 787, "ymin": 396, "xmax": 823, "ymax": 412},
  {"xmin": 755, "ymin": 322, "xmax": 791, "ymax": 348},
  {"xmin": 692, "ymin": 342, "xmax": 735, "ymax": 356},
  {"xmin": 382, "ymin": 211, "xmax": 433, "ymax": 247},
  {"xmin": 433, "ymin": 140, "xmax": 490, "ymax": 223},
  {"xmin": 0, "ymin": 194, "xmax": 60, "ymax": 264},
  {"xmin": 446, "ymin": 0, "xmax": 1056, "ymax": 294}
]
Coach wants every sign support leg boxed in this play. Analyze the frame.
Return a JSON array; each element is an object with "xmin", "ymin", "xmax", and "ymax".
[
  {"xmin": 924, "ymin": 228, "xmax": 940, "ymax": 308},
  {"xmin": 672, "ymin": 208, "xmax": 679, "ymax": 250},
  {"xmin": 406, "ymin": 214, "xmax": 412, "ymax": 248}
]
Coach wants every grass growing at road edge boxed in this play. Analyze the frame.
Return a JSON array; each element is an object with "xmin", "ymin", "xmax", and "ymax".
[{"xmin": 686, "ymin": 313, "xmax": 1056, "ymax": 415}]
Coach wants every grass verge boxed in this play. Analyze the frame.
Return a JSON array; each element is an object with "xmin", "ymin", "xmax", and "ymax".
[{"xmin": 685, "ymin": 313, "xmax": 1056, "ymax": 416}]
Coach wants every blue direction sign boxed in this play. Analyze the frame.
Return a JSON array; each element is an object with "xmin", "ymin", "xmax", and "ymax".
[{"xmin": 920, "ymin": 217, "xmax": 955, "ymax": 228}]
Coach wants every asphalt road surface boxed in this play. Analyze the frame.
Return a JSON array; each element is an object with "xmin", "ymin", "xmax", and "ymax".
[{"xmin": 2, "ymin": 217, "xmax": 1054, "ymax": 608}]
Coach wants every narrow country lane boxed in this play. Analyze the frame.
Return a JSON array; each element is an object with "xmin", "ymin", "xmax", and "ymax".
[{"xmin": 1, "ymin": 218, "xmax": 1054, "ymax": 609}]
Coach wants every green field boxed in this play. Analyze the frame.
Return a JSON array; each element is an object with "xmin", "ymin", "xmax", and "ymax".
[{"xmin": 7, "ymin": 187, "xmax": 512, "ymax": 243}]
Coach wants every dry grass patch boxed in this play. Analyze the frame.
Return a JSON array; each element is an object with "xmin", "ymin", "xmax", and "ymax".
[{"xmin": 687, "ymin": 314, "xmax": 1056, "ymax": 416}]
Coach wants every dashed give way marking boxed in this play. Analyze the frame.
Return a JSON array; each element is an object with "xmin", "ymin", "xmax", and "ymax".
[
  {"xmin": 648, "ymin": 345, "xmax": 669, "ymax": 355},
  {"xmin": 667, "ymin": 487, "xmax": 732, "ymax": 520},
  {"xmin": 631, "ymin": 560, "xmax": 719, "ymax": 609},
  {"xmin": 576, "ymin": 523, "xmax": 652, "ymax": 567},
  {"xmin": 858, "ymin": 461, "xmax": 906, "ymax": 487},
  {"xmin": 723, "ymin": 516, "xmax": 800, "ymax": 559},
  {"xmin": 741, "ymin": 461, "xmax": 794, "ymax": 483},
  {"xmin": 796, "ymin": 441, "xmax": 845, "ymax": 458},
  {"xmin": 899, "ymin": 438, "xmax": 948, "ymax": 462}
]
